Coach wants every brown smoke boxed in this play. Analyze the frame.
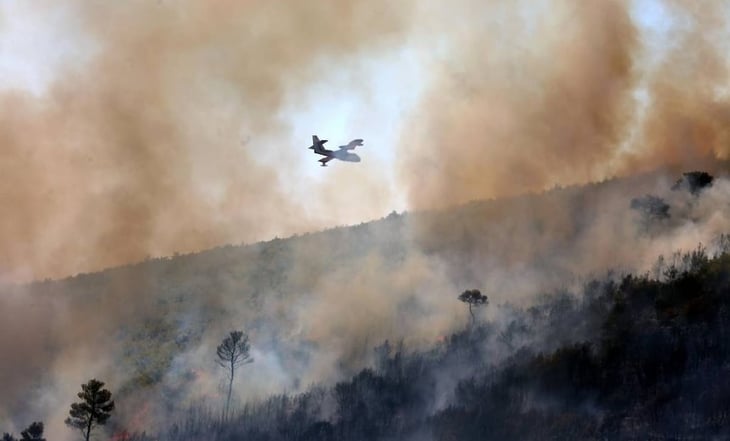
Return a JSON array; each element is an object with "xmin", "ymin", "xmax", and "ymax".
[
  {"xmin": 5, "ymin": 0, "xmax": 730, "ymax": 437},
  {"xmin": 621, "ymin": 0, "xmax": 730, "ymax": 174},
  {"xmin": 398, "ymin": 0, "xmax": 638, "ymax": 209},
  {"xmin": 4, "ymin": 0, "xmax": 729, "ymax": 282},
  {"xmin": 397, "ymin": 0, "xmax": 730, "ymax": 211},
  {"xmin": 0, "ymin": 0, "xmax": 413, "ymax": 282}
]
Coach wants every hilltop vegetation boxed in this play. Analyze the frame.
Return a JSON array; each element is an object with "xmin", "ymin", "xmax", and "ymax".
[
  {"xmin": 115, "ymin": 241, "xmax": 730, "ymax": 440},
  {"xmin": 3, "ymin": 168, "xmax": 730, "ymax": 439}
]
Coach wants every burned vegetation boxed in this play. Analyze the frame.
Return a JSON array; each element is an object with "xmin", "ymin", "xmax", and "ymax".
[
  {"xmin": 49, "ymin": 240, "xmax": 730, "ymax": 441},
  {"xmin": 4, "ymin": 171, "xmax": 730, "ymax": 440}
]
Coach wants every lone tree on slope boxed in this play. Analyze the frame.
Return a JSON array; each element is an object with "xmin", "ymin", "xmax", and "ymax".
[
  {"xmin": 65, "ymin": 379, "xmax": 115, "ymax": 441},
  {"xmin": 216, "ymin": 330, "xmax": 254, "ymax": 420},
  {"xmin": 458, "ymin": 289, "xmax": 489, "ymax": 326}
]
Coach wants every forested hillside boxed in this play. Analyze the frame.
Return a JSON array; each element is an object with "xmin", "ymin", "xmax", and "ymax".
[
  {"xmin": 111, "ymin": 242, "xmax": 730, "ymax": 440},
  {"xmin": 3, "ymin": 168, "xmax": 730, "ymax": 440}
]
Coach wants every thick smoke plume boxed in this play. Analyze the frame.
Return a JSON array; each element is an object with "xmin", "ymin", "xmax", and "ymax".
[
  {"xmin": 3, "ymin": 0, "xmax": 730, "ymax": 439},
  {"xmin": 624, "ymin": 0, "xmax": 730, "ymax": 174},
  {"xmin": 2, "ymin": 1, "xmax": 730, "ymax": 280},
  {"xmin": 0, "ymin": 0, "xmax": 413, "ymax": 282},
  {"xmin": 398, "ymin": 0, "xmax": 730, "ymax": 209}
]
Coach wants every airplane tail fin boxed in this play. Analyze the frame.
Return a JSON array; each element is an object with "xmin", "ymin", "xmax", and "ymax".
[{"xmin": 310, "ymin": 135, "xmax": 328, "ymax": 152}]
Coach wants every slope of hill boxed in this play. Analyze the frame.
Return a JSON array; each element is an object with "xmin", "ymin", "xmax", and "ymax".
[
  {"xmin": 151, "ymin": 244, "xmax": 730, "ymax": 441},
  {"xmin": 2, "ymin": 166, "xmax": 730, "ymax": 438},
  {"xmin": 48, "ymin": 239, "xmax": 730, "ymax": 440}
]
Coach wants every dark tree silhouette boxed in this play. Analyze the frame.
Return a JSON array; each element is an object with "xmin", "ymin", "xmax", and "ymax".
[
  {"xmin": 19, "ymin": 422, "xmax": 45, "ymax": 441},
  {"xmin": 216, "ymin": 330, "xmax": 253, "ymax": 420},
  {"xmin": 458, "ymin": 289, "xmax": 488, "ymax": 325},
  {"xmin": 65, "ymin": 379, "xmax": 115, "ymax": 441},
  {"xmin": 630, "ymin": 195, "xmax": 670, "ymax": 220},
  {"xmin": 630, "ymin": 194, "xmax": 671, "ymax": 234},
  {"xmin": 672, "ymin": 171, "xmax": 714, "ymax": 195},
  {"xmin": 2, "ymin": 433, "xmax": 16, "ymax": 441}
]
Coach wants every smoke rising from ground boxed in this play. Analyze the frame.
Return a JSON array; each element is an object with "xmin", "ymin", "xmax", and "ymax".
[
  {"xmin": 623, "ymin": 0, "xmax": 730, "ymax": 175},
  {"xmin": 7, "ymin": 169, "xmax": 730, "ymax": 439},
  {"xmin": 398, "ymin": 0, "xmax": 730, "ymax": 209},
  {"xmin": 2, "ymin": 1, "xmax": 730, "ymax": 280},
  {"xmin": 398, "ymin": 0, "xmax": 637, "ymax": 208},
  {"xmin": 4, "ymin": 0, "xmax": 730, "ymax": 439}
]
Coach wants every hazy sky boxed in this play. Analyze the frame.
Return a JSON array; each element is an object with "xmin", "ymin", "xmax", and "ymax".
[
  {"xmin": 1, "ymin": 0, "xmax": 728, "ymax": 281},
  {"xmin": 0, "ymin": 0, "xmax": 426, "ymax": 280},
  {"xmin": 0, "ymin": 0, "xmax": 421, "ymax": 213},
  {"xmin": 0, "ymin": 0, "xmax": 677, "ymax": 194}
]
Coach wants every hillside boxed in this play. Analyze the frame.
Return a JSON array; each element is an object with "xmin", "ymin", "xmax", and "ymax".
[
  {"xmin": 2, "ymin": 166, "xmax": 730, "ymax": 438},
  {"xmin": 156, "ymin": 244, "xmax": 730, "ymax": 441}
]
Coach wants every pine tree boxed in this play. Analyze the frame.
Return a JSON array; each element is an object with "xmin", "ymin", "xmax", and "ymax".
[
  {"xmin": 65, "ymin": 379, "xmax": 115, "ymax": 441},
  {"xmin": 458, "ymin": 289, "xmax": 489, "ymax": 326},
  {"xmin": 216, "ymin": 331, "xmax": 253, "ymax": 420}
]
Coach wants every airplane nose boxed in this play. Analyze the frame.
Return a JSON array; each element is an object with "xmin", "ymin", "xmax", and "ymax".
[{"xmin": 353, "ymin": 154, "xmax": 361, "ymax": 162}]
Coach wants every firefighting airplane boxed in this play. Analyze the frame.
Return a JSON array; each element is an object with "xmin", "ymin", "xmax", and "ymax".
[{"xmin": 308, "ymin": 135, "xmax": 363, "ymax": 167}]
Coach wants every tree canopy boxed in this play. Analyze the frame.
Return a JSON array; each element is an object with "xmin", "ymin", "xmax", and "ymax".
[
  {"xmin": 458, "ymin": 289, "xmax": 489, "ymax": 325},
  {"xmin": 19, "ymin": 422, "xmax": 45, "ymax": 441},
  {"xmin": 217, "ymin": 330, "xmax": 254, "ymax": 420},
  {"xmin": 65, "ymin": 379, "xmax": 115, "ymax": 441},
  {"xmin": 672, "ymin": 171, "xmax": 714, "ymax": 195}
]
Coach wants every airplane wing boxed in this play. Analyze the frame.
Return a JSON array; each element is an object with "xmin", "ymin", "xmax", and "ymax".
[{"xmin": 338, "ymin": 139, "xmax": 364, "ymax": 151}]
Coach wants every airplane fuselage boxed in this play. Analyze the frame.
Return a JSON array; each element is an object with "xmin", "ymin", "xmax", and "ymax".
[
  {"xmin": 331, "ymin": 150, "xmax": 361, "ymax": 162},
  {"xmin": 309, "ymin": 135, "xmax": 362, "ymax": 166}
]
